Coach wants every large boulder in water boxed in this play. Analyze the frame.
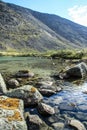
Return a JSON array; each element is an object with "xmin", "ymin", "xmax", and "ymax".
[
  {"xmin": 6, "ymin": 85, "xmax": 43, "ymax": 106},
  {"xmin": 64, "ymin": 62, "xmax": 87, "ymax": 79}
]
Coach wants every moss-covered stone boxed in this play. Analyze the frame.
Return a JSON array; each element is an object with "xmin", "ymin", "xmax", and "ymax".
[{"xmin": 0, "ymin": 96, "xmax": 27, "ymax": 130}]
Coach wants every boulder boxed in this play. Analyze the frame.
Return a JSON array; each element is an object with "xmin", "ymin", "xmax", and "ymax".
[
  {"xmin": 37, "ymin": 102, "xmax": 55, "ymax": 116},
  {"xmin": 24, "ymin": 112, "xmax": 53, "ymax": 130},
  {"xmin": 0, "ymin": 73, "xmax": 7, "ymax": 93},
  {"xmin": 15, "ymin": 70, "xmax": 34, "ymax": 78},
  {"xmin": 68, "ymin": 119, "xmax": 86, "ymax": 130},
  {"xmin": 6, "ymin": 85, "xmax": 43, "ymax": 106},
  {"xmin": 7, "ymin": 78, "xmax": 19, "ymax": 88},
  {"xmin": 0, "ymin": 96, "xmax": 27, "ymax": 130},
  {"xmin": 63, "ymin": 62, "xmax": 87, "ymax": 79}
]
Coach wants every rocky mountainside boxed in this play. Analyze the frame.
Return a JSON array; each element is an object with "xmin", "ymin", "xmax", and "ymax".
[{"xmin": 0, "ymin": 1, "xmax": 87, "ymax": 52}]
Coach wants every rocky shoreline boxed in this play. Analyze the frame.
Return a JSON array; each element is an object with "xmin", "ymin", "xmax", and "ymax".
[{"xmin": 0, "ymin": 62, "xmax": 87, "ymax": 130}]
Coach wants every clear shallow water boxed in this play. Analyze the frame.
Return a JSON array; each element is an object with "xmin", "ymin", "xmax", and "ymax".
[
  {"xmin": 0, "ymin": 56, "xmax": 60, "ymax": 76},
  {"xmin": 0, "ymin": 56, "xmax": 65, "ymax": 78},
  {"xmin": 46, "ymin": 82, "xmax": 87, "ymax": 108},
  {"xmin": 43, "ymin": 81, "xmax": 87, "ymax": 125}
]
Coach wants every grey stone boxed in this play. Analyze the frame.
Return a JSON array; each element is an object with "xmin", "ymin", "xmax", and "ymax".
[
  {"xmin": 36, "ymin": 81, "xmax": 56, "ymax": 90},
  {"xmin": 37, "ymin": 81, "xmax": 53, "ymax": 86},
  {"xmin": 24, "ymin": 112, "xmax": 53, "ymax": 130},
  {"xmin": 59, "ymin": 103, "xmax": 76, "ymax": 111},
  {"xmin": 6, "ymin": 85, "xmax": 43, "ymax": 106},
  {"xmin": 15, "ymin": 70, "xmax": 34, "ymax": 78},
  {"xmin": 68, "ymin": 119, "xmax": 86, "ymax": 130},
  {"xmin": 65, "ymin": 62, "xmax": 87, "ymax": 78},
  {"xmin": 39, "ymin": 89, "xmax": 56, "ymax": 96},
  {"xmin": 0, "ymin": 73, "xmax": 7, "ymax": 93},
  {"xmin": 37, "ymin": 102, "xmax": 55, "ymax": 116},
  {"xmin": 8, "ymin": 78, "xmax": 19, "ymax": 88}
]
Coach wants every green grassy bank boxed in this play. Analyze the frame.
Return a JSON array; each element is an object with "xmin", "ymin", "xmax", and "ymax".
[{"xmin": 0, "ymin": 49, "xmax": 87, "ymax": 60}]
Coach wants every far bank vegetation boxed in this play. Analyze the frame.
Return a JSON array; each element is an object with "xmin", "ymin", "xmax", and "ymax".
[{"xmin": 0, "ymin": 49, "xmax": 87, "ymax": 60}]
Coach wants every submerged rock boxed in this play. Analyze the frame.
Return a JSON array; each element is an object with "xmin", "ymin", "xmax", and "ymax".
[
  {"xmin": 37, "ymin": 102, "xmax": 55, "ymax": 116},
  {"xmin": 59, "ymin": 102, "xmax": 76, "ymax": 111},
  {"xmin": 68, "ymin": 119, "xmax": 86, "ymax": 130},
  {"xmin": 6, "ymin": 85, "xmax": 43, "ymax": 106},
  {"xmin": 52, "ymin": 122, "xmax": 64, "ymax": 130},
  {"xmin": 0, "ymin": 73, "xmax": 7, "ymax": 93},
  {"xmin": 0, "ymin": 96, "xmax": 27, "ymax": 130},
  {"xmin": 15, "ymin": 70, "xmax": 34, "ymax": 78}
]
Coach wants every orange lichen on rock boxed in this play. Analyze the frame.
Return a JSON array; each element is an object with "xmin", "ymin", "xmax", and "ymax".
[
  {"xmin": 7, "ymin": 110, "xmax": 23, "ymax": 121},
  {"xmin": 31, "ymin": 87, "xmax": 36, "ymax": 93},
  {"xmin": 0, "ymin": 97, "xmax": 20, "ymax": 110}
]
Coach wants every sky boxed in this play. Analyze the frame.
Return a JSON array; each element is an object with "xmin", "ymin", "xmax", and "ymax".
[{"xmin": 3, "ymin": 0, "xmax": 87, "ymax": 27}]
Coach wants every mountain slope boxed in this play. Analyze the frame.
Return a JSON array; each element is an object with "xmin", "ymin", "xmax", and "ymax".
[
  {"xmin": 0, "ymin": 1, "xmax": 87, "ymax": 52},
  {"xmin": 31, "ymin": 11, "xmax": 87, "ymax": 47}
]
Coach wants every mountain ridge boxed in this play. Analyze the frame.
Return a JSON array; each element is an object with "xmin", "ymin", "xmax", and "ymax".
[{"xmin": 0, "ymin": 1, "xmax": 87, "ymax": 52}]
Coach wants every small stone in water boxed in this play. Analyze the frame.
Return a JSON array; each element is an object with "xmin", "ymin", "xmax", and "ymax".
[{"xmin": 68, "ymin": 119, "xmax": 86, "ymax": 130}]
